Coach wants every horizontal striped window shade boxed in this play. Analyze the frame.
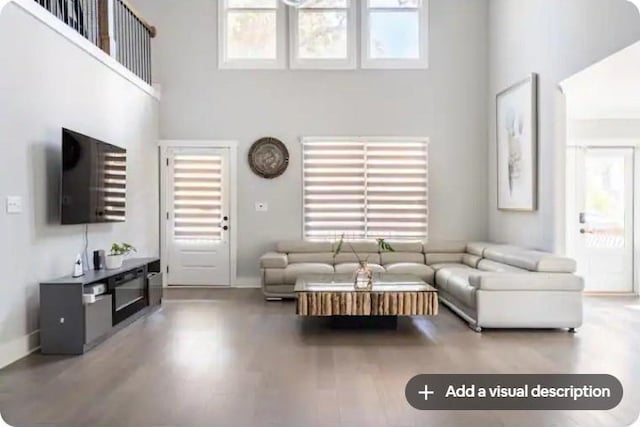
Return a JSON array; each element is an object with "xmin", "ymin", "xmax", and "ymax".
[
  {"xmin": 303, "ymin": 138, "xmax": 428, "ymax": 240},
  {"xmin": 101, "ymin": 151, "xmax": 127, "ymax": 222},
  {"xmin": 172, "ymin": 154, "xmax": 223, "ymax": 241}
]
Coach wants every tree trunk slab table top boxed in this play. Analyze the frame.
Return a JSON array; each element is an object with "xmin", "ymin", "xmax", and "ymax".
[{"xmin": 294, "ymin": 274, "xmax": 438, "ymax": 318}]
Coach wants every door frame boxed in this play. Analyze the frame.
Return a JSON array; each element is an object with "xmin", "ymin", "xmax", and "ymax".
[
  {"xmin": 159, "ymin": 140, "xmax": 238, "ymax": 288},
  {"xmin": 566, "ymin": 141, "xmax": 639, "ymax": 295}
]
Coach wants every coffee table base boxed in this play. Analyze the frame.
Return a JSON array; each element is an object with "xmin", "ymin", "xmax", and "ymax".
[
  {"xmin": 329, "ymin": 316, "xmax": 398, "ymax": 330},
  {"xmin": 296, "ymin": 291, "xmax": 438, "ymax": 316}
]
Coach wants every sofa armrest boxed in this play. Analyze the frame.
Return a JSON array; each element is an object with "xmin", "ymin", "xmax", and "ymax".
[
  {"xmin": 260, "ymin": 252, "xmax": 288, "ymax": 269},
  {"xmin": 469, "ymin": 273, "xmax": 584, "ymax": 292}
]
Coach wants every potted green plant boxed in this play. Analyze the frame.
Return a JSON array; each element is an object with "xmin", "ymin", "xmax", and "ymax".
[
  {"xmin": 105, "ymin": 243, "xmax": 137, "ymax": 270},
  {"xmin": 333, "ymin": 235, "xmax": 394, "ymax": 290}
]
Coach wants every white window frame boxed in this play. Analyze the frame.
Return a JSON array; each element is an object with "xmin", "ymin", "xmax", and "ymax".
[
  {"xmin": 289, "ymin": 0, "xmax": 357, "ymax": 70},
  {"xmin": 361, "ymin": 0, "xmax": 430, "ymax": 69},
  {"xmin": 301, "ymin": 136, "xmax": 430, "ymax": 241},
  {"xmin": 218, "ymin": 0, "xmax": 287, "ymax": 69}
]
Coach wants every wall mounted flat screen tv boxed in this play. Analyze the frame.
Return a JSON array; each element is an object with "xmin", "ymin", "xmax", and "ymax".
[{"xmin": 61, "ymin": 128, "xmax": 127, "ymax": 224}]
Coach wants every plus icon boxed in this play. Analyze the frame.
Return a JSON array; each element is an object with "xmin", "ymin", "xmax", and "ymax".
[{"xmin": 418, "ymin": 385, "xmax": 435, "ymax": 401}]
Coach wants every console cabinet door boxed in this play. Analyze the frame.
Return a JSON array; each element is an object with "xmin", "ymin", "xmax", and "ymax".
[
  {"xmin": 85, "ymin": 295, "xmax": 113, "ymax": 344},
  {"xmin": 148, "ymin": 272, "xmax": 163, "ymax": 307}
]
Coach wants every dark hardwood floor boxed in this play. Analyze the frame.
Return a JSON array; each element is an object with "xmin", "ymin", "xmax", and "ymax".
[{"xmin": 1, "ymin": 289, "xmax": 639, "ymax": 427}]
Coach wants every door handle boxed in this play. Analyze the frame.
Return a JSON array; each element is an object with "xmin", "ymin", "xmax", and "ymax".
[
  {"xmin": 223, "ymin": 226, "xmax": 229, "ymax": 231},
  {"xmin": 580, "ymin": 228, "xmax": 593, "ymax": 234},
  {"xmin": 223, "ymin": 216, "xmax": 229, "ymax": 221}
]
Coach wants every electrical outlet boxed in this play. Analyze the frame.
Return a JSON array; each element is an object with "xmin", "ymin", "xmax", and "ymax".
[
  {"xmin": 255, "ymin": 202, "xmax": 268, "ymax": 212},
  {"xmin": 6, "ymin": 196, "xmax": 22, "ymax": 214}
]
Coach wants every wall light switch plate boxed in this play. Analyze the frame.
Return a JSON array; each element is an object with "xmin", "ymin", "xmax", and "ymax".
[
  {"xmin": 255, "ymin": 202, "xmax": 268, "ymax": 212},
  {"xmin": 6, "ymin": 196, "xmax": 23, "ymax": 214}
]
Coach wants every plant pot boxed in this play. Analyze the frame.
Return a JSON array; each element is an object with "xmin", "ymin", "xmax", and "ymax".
[{"xmin": 105, "ymin": 254, "xmax": 124, "ymax": 270}]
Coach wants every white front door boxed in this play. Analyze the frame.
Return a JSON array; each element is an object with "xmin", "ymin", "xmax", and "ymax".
[
  {"xmin": 166, "ymin": 147, "xmax": 231, "ymax": 286},
  {"xmin": 572, "ymin": 147, "xmax": 634, "ymax": 293}
]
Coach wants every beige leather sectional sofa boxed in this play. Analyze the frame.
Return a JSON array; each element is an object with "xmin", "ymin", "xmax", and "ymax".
[{"xmin": 260, "ymin": 240, "xmax": 584, "ymax": 332}]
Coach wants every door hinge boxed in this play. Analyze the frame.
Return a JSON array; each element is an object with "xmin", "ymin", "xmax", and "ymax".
[
  {"xmin": 166, "ymin": 211, "xmax": 170, "ymax": 220},
  {"xmin": 166, "ymin": 158, "xmax": 169, "ymax": 166},
  {"xmin": 166, "ymin": 265, "xmax": 170, "ymax": 274}
]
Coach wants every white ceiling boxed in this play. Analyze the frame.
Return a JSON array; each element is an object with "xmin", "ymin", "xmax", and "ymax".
[{"xmin": 562, "ymin": 40, "xmax": 640, "ymax": 120}]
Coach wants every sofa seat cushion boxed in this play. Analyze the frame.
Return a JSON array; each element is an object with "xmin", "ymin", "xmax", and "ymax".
[
  {"xmin": 430, "ymin": 263, "xmax": 472, "ymax": 272},
  {"xmin": 445, "ymin": 271, "xmax": 477, "ymax": 308},
  {"xmin": 334, "ymin": 263, "xmax": 385, "ymax": 274},
  {"xmin": 283, "ymin": 263, "xmax": 334, "ymax": 284},
  {"xmin": 384, "ymin": 263, "xmax": 435, "ymax": 284},
  {"xmin": 435, "ymin": 267, "xmax": 481, "ymax": 292}
]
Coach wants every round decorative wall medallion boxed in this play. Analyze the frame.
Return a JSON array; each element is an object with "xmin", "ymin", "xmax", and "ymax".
[{"xmin": 248, "ymin": 137, "xmax": 290, "ymax": 179}]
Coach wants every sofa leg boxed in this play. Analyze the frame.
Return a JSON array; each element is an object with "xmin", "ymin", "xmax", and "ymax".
[
  {"xmin": 568, "ymin": 327, "xmax": 577, "ymax": 333},
  {"xmin": 469, "ymin": 324, "xmax": 482, "ymax": 333},
  {"xmin": 266, "ymin": 297, "xmax": 283, "ymax": 302}
]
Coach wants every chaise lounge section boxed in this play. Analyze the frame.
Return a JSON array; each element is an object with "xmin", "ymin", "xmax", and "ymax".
[{"xmin": 260, "ymin": 240, "xmax": 583, "ymax": 332}]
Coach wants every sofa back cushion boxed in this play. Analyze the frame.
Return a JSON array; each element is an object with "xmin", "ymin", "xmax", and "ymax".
[
  {"xmin": 344, "ymin": 240, "xmax": 380, "ymax": 252},
  {"xmin": 423, "ymin": 241, "xmax": 468, "ymax": 253},
  {"xmin": 381, "ymin": 252, "xmax": 425, "ymax": 265},
  {"xmin": 334, "ymin": 252, "xmax": 381, "ymax": 265},
  {"xmin": 462, "ymin": 254, "xmax": 482, "ymax": 268},
  {"xmin": 465, "ymin": 242, "xmax": 497, "ymax": 257},
  {"xmin": 425, "ymin": 253, "xmax": 465, "ymax": 265},
  {"xmin": 482, "ymin": 245, "xmax": 577, "ymax": 273},
  {"xmin": 288, "ymin": 252, "xmax": 336, "ymax": 264},
  {"xmin": 477, "ymin": 259, "xmax": 527, "ymax": 273},
  {"xmin": 385, "ymin": 240, "xmax": 423, "ymax": 252},
  {"xmin": 277, "ymin": 241, "xmax": 333, "ymax": 253}
]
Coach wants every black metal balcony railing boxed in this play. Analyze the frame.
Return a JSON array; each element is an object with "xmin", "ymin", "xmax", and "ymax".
[{"xmin": 34, "ymin": 0, "xmax": 155, "ymax": 85}]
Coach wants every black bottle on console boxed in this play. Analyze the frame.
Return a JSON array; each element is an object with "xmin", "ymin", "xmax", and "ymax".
[{"xmin": 93, "ymin": 250, "xmax": 104, "ymax": 270}]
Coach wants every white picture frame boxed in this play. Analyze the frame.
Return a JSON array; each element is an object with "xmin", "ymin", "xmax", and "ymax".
[{"xmin": 496, "ymin": 73, "xmax": 538, "ymax": 211}]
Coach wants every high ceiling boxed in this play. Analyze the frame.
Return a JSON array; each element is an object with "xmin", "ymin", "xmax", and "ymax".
[{"xmin": 562, "ymin": 40, "xmax": 640, "ymax": 120}]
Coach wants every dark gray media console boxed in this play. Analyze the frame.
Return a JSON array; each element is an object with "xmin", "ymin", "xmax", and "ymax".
[{"xmin": 40, "ymin": 258, "xmax": 162, "ymax": 355}]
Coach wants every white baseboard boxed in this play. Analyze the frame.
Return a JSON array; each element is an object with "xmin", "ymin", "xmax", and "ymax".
[
  {"xmin": 234, "ymin": 276, "xmax": 261, "ymax": 288},
  {"xmin": 0, "ymin": 330, "xmax": 40, "ymax": 370}
]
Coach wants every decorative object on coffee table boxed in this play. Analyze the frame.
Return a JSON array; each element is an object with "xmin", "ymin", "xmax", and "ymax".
[
  {"xmin": 332, "ymin": 234, "xmax": 394, "ymax": 291},
  {"xmin": 295, "ymin": 274, "xmax": 438, "ymax": 317},
  {"xmin": 105, "ymin": 242, "xmax": 136, "ymax": 270},
  {"xmin": 248, "ymin": 137, "xmax": 290, "ymax": 179}
]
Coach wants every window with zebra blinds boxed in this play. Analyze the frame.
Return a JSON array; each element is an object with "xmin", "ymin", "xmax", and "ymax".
[{"xmin": 302, "ymin": 137, "xmax": 429, "ymax": 240}]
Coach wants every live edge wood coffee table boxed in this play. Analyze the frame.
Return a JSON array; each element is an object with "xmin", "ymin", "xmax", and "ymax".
[{"xmin": 295, "ymin": 274, "xmax": 438, "ymax": 328}]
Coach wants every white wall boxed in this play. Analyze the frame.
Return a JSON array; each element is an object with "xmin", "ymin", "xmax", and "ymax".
[
  {"xmin": 569, "ymin": 119, "xmax": 640, "ymax": 142},
  {"xmin": 488, "ymin": 0, "xmax": 640, "ymax": 252},
  {"xmin": 132, "ymin": 0, "xmax": 491, "ymax": 281},
  {"xmin": 0, "ymin": 4, "xmax": 159, "ymax": 367}
]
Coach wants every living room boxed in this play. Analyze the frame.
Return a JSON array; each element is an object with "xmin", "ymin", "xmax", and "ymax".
[{"xmin": 0, "ymin": 0, "xmax": 639, "ymax": 426}]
